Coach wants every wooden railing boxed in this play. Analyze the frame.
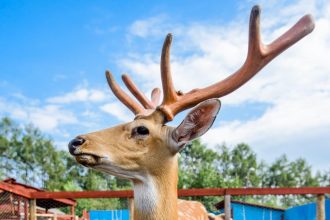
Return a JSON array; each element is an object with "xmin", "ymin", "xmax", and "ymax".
[
  {"xmin": 2, "ymin": 181, "xmax": 329, "ymax": 220},
  {"xmin": 30, "ymin": 187, "xmax": 330, "ymax": 199},
  {"xmin": 29, "ymin": 187, "xmax": 330, "ymax": 220}
]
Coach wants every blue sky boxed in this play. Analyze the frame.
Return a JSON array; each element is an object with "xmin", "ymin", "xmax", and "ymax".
[{"xmin": 0, "ymin": 0, "xmax": 329, "ymax": 171}]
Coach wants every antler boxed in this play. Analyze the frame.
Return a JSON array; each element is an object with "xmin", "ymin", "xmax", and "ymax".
[
  {"xmin": 158, "ymin": 5, "xmax": 315, "ymax": 121},
  {"xmin": 105, "ymin": 5, "xmax": 314, "ymax": 122},
  {"xmin": 105, "ymin": 70, "xmax": 160, "ymax": 116}
]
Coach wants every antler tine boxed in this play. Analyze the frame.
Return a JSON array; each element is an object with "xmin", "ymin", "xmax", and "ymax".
[
  {"xmin": 122, "ymin": 74, "xmax": 155, "ymax": 109},
  {"xmin": 264, "ymin": 14, "xmax": 315, "ymax": 61},
  {"xmin": 248, "ymin": 5, "xmax": 315, "ymax": 66},
  {"xmin": 151, "ymin": 88, "xmax": 161, "ymax": 106},
  {"xmin": 158, "ymin": 5, "xmax": 315, "ymax": 121},
  {"xmin": 247, "ymin": 5, "xmax": 262, "ymax": 61},
  {"xmin": 105, "ymin": 70, "xmax": 145, "ymax": 115},
  {"xmin": 161, "ymin": 34, "xmax": 179, "ymax": 106}
]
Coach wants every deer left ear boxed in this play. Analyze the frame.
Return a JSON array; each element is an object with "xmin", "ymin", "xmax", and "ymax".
[{"xmin": 171, "ymin": 99, "xmax": 221, "ymax": 153}]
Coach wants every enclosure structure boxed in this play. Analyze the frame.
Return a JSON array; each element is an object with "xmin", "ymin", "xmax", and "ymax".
[
  {"xmin": 214, "ymin": 198, "xmax": 330, "ymax": 220},
  {"xmin": 215, "ymin": 199, "xmax": 285, "ymax": 220},
  {"xmin": 1, "ymin": 180, "xmax": 329, "ymax": 220},
  {"xmin": 0, "ymin": 178, "xmax": 77, "ymax": 220},
  {"xmin": 285, "ymin": 199, "xmax": 330, "ymax": 220},
  {"xmin": 88, "ymin": 210, "xmax": 130, "ymax": 220},
  {"xmin": 30, "ymin": 187, "xmax": 330, "ymax": 220}
]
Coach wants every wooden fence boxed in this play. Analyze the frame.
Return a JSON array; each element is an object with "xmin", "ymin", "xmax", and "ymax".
[{"xmin": 2, "ymin": 181, "xmax": 329, "ymax": 220}]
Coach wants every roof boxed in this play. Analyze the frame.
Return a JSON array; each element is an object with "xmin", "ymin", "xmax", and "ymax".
[
  {"xmin": 3, "ymin": 178, "xmax": 45, "ymax": 192},
  {"xmin": 0, "ymin": 178, "xmax": 76, "ymax": 209},
  {"xmin": 215, "ymin": 199, "xmax": 285, "ymax": 211}
]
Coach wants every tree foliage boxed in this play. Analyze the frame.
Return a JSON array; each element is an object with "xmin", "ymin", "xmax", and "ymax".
[
  {"xmin": 0, "ymin": 117, "xmax": 130, "ymax": 214},
  {"xmin": 0, "ymin": 117, "xmax": 329, "ymax": 213},
  {"xmin": 179, "ymin": 140, "xmax": 328, "ymax": 210}
]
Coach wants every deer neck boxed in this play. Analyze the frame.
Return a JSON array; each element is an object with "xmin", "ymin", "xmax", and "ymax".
[{"xmin": 133, "ymin": 155, "xmax": 179, "ymax": 220}]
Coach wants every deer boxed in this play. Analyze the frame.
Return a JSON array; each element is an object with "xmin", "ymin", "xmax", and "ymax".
[
  {"xmin": 208, "ymin": 213, "xmax": 230, "ymax": 220},
  {"xmin": 68, "ymin": 5, "xmax": 314, "ymax": 220}
]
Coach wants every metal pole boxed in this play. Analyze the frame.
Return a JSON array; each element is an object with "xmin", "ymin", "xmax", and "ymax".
[
  {"xmin": 316, "ymin": 194, "xmax": 325, "ymax": 220},
  {"xmin": 224, "ymin": 194, "xmax": 231, "ymax": 220}
]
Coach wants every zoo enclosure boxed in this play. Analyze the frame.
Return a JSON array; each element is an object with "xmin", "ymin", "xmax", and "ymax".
[
  {"xmin": 30, "ymin": 187, "xmax": 330, "ymax": 220},
  {"xmin": 0, "ymin": 179, "xmax": 76, "ymax": 220},
  {"xmin": 1, "ymin": 180, "xmax": 330, "ymax": 220}
]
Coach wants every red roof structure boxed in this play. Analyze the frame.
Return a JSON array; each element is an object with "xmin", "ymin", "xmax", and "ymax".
[
  {"xmin": 0, "ymin": 178, "xmax": 76, "ymax": 219},
  {"xmin": 0, "ymin": 178, "xmax": 76, "ymax": 208}
]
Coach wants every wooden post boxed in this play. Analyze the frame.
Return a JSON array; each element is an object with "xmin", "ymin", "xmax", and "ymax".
[
  {"xmin": 29, "ymin": 199, "xmax": 36, "ymax": 220},
  {"xmin": 129, "ymin": 198, "xmax": 134, "ymax": 220},
  {"xmin": 24, "ymin": 200, "xmax": 28, "ymax": 220},
  {"xmin": 316, "ymin": 194, "xmax": 325, "ymax": 220},
  {"xmin": 18, "ymin": 197, "xmax": 21, "ymax": 218},
  {"xmin": 71, "ymin": 206, "xmax": 75, "ymax": 220},
  {"xmin": 82, "ymin": 209, "xmax": 89, "ymax": 220},
  {"xmin": 224, "ymin": 194, "xmax": 231, "ymax": 220}
]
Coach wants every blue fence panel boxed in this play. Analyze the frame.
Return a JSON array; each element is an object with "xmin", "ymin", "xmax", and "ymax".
[
  {"xmin": 217, "ymin": 203, "xmax": 284, "ymax": 220},
  {"xmin": 284, "ymin": 199, "xmax": 329, "ymax": 220},
  {"xmin": 232, "ymin": 203, "xmax": 283, "ymax": 220},
  {"xmin": 89, "ymin": 210, "xmax": 130, "ymax": 220}
]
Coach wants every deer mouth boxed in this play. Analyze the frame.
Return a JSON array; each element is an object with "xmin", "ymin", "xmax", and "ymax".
[{"xmin": 75, "ymin": 153, "xmax": 101, "ymax": 166}]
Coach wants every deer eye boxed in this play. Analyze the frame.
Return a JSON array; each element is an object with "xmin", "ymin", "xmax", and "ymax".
[
  {"xmin": 133, "ymin": 126, "xmax": 149, "ymax": 136},
  {"xmin": 137, "ymin": 126, "xmax": 149, "ymax": 135}
]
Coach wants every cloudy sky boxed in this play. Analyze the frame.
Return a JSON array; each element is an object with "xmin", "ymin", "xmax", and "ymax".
[{"xmin": 0, "ymin": 0, "xmax": 329, "ymax": 171}]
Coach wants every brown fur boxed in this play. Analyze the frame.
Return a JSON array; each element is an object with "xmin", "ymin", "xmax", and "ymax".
[{"xmin": 73, "ymin": 110, "xmax": 212, "ymax": 219}]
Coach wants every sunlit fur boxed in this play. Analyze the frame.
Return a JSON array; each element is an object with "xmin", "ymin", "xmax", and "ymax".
[
  {"xmin": 76, "ymin": 111, "xmax": 174, "ymax": 179},
  {"xmin": 73, "ymin": 111, "xmax": 184, "ymax": 219}
]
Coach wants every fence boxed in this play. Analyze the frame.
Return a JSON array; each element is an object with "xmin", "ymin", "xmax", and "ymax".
[
  {"xmin": 31, "ymin": 187, "xmax": 330, "ymax": 220},
  {"xmin": 217, "ymin": 200, "xmax": 285, "ymax": 220},
  {"xmin": 285, "ymin": 198, "xmax": 330, "ymax": 220},
  {"xmin": 0, "ymin": 180, "xmax": 76, "ymax": 220},
  {"xmin": 1, "ymin": 181, "xmax": 330, "ymax": 220},
  {"xmin": 89, "ymin": 210, "xmax": 130, "ymax": 220},
  {"xmin": 0, "ymin": 190, "xmax": 29, "ymax": 219}
]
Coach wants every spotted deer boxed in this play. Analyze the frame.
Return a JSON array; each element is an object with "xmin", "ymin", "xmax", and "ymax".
[{"xmin": 68, "ymin": 6, "xmax": 314, "ymax": 220}]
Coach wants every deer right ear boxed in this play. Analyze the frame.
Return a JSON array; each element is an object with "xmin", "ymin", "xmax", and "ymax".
[{"xmin": 170, "ymin": 99, "xmax": 221, "ymax": 153}]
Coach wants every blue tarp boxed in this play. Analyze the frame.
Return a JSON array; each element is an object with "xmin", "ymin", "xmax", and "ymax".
[
  {"xmin": 89, "ymin": 210, "xmax": 130, "ymax": 220},
  {"xmin": 89, "ymin": 199, "xmax": 330, "ymax": 220},
  {"xmin": 284, "ymin": 199, "xmax": 329, "ymax": 220},
  {"xmin": 231, "ymin": 203, "xmax": 283, "ymax": 220},
  {"xmin": 218, "ymin": 202, "xmax": 284, "ymax": 220}
]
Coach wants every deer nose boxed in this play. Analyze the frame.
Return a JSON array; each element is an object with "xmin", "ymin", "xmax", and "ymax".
[{"xmin": 68, "ymin": 137, "xmax": 85, "ymax": 155}]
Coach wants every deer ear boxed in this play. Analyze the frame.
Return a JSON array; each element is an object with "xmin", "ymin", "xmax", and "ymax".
[{"xmin": 171, "ymin": 99, "xmax": 221, "ymax": 153}]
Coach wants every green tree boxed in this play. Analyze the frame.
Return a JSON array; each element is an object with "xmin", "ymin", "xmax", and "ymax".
[
  {"xmin": 1, "ymin": 117, "xmax": 327, "ymax": 212},
  {"xmin": 178, "ymin": 140, "xmax": 223, "ymax": 210},
  {"xmin": 319, "ymin": 169, "xmax": 330, "ymax": 186},
  {"xmin": 261, "ymin": 155, "xmax": 320, "ymax": 207},
  {"xmin": 0, "ymin": 117, "xmax": 127, "ymax": 215},
  {"xmin": 228, "ymin": 143, "xmax": 259, "ymax": 187}
]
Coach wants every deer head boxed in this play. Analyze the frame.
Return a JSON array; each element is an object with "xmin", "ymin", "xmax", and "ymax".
[{"xmin": 68, "ymin": 6, "xmax": 314, "ymax": 220}]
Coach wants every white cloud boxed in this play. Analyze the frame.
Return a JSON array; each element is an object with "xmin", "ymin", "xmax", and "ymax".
[
  {"xmin": 0, "ymin": 97, "xmax": 78, "ymax": 132},
  {"xmin": 29, "ymin": 105, "xmax": 78, "ymax": 131},
  {"xmin": 129, "ymin": 15, "xmax": 169, "ymax": 38},
  {"xmin": 54, "ymin": 140, "xmax": 70, "ymax": 151},
  {"xmin": 100, "ymin": 102, "xmax": 134, "ymax": 122},
  {"xmin": 121, "ymin": 0, "xmax": 330, "ymax": 169},
  {"xmin": 1, "ymin": 0, "xmax": 328, "ymax": 171},
  {"xmin": 203, "ymin": 93, "xmax": 330, "ymax": 168},
  {"xmin": 0, "ymin": 84, "xmax": 132, "ymax": 149},
  {"xmin": 47, "ymin": 88, "xmax": 107, "ymax": 104}
]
